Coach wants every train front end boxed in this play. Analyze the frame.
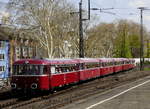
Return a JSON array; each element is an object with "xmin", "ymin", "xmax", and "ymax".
[{"xmin": 11, "ymin": 59, "xmax": 50, "ymax": 92}]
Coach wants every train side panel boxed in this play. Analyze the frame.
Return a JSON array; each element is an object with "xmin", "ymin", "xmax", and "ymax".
[
  {"xmin": 109, "ymin": 66, "xmax": 114, "ymax": 74},
  {"xmin": 79, "ymin": 68, "xmax": 99, "ymax": 81},
  {"xmin": 114, "ymin": 65, "xmax": 123, "ymax": 73},
  {"xmin": 100, "ymin": 67, "xmax": 108, "ymax": 76},
  {"xmin": 51, "ymin": 74, "xmax": 65, "ymax": 88},
  {"xmin": 129, "ymin": 64, "xmax": 135, "ymax": 69},
  {"xmin": 122, "ymin": 64, "xmax": 128, "ymax": 71},
  {"xmin": 50, "ymin": 72, "xmax": 79, "ymax": 88},
  {"xmin": 39, "ymin": 76, "xmax": 50, "ymax": 90},
  {"xmin": 92, "ymin": 68, "xmax": 100, "ymax": 78},
  {"xmin": 100, "ymin": 66, "xmax": 114, "ymax": 76},
  {"xmin": 64, "ymin": 72, "xmax": 79, "ymax": 84},
  {"xmin": 79, "ymin": 70, "xmax": 91, "ymax": 81}
]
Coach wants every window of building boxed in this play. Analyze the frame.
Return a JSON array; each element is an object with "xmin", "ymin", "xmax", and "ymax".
[
  {"xmin": 0, "ymin": 66, "xmax": 5, "ymax": 72},
  {"xmin": 29, "ymin": 47, "xmax": 33, "ymax": 58},
  {"xmin": 22, "ymin": 47, "xmax": 28, "ymax": 58},
  {"xmin": 0, "ymin": 54, "xmax": 5, "ymax": 60},
  {"xmin": 15, "ymin": 47, "xmax": 21, "ymax": 59},
  {"xmin": 0, "ymin": 41, "xmax": 5, "ymax": 48}
]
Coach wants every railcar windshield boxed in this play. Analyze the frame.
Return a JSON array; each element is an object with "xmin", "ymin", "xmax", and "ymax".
[{"xmin": 13, "ymin": 64, "xmax": 47, "ymax": 75}]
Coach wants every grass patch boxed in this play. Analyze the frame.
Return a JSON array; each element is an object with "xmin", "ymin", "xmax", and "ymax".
[{"xmin": 144, "ymin": 67, "xmax": 150, "ymax": 71}]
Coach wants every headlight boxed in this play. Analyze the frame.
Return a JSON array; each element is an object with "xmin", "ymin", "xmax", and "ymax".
[
  {"xmin": 31, "ymin": 83, "xmax": 37, "ymax": 89},
  {"xmin": 11, "ymin": 83, "xmax": 16, "ymax": 89}
]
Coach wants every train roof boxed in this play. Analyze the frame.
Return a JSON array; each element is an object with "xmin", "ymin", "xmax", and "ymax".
[
  {"xmin": 99, "ymin": 58, "xmax": 114, "ymax": 62},
  {"xmin": 13, "ymin": 58, "xmax": 134, "ymax": 65},
  {"xmin": 77, "ymin": 58, "xmax": 99, "ymax": 63},
  {"xmin": 13, "ymin": 59, "xmax": 79, "ymax": 65},
  {"xmin": 13, "ymin": 58, "xmax": 100, "ymax": 65},
  {"xmin": 45, "ymin": 58, "xmax": 79, "ymax": 64},
  {"xmin": 13, "ymin": 59, "xmax": 51, "ymax": 65}
]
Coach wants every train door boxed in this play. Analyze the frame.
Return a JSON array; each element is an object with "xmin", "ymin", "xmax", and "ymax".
[
  {"xmin": 38, "ymin": 65, "xmax": 50, "ymax": 90},
  {"xmin": 50, "ymin": 65, "xmax": 65, "ymax": 88},
  {"xmin": 45, "ymin": 65, "xmax": 51, "ymax": 90},
  {"xmin": 48, "ymin": 65, "xmax": 53, "ymax": 89}
]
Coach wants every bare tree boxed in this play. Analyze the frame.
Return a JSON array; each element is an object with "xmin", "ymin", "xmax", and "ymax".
[{"xmin": 7, "ymin": 0, "xmax": 79, "ymax": 58}]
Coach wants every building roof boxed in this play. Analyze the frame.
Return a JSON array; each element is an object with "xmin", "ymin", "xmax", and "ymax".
[{"xmin": 0, "ymin": 25, "xmax": 37, "ymax": 41}]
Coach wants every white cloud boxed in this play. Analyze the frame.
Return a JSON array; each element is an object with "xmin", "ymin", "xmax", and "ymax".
[
  {"xmin": 127, "ymin": 15, "xmax": 139, "ymax": 23},
  {"xmin": 129, "ymin": 0, "xmax": 150, "ymax": 8},
  {"xmin": 144, "ymin": 15, "xmax": 150, "ymax": 21}
]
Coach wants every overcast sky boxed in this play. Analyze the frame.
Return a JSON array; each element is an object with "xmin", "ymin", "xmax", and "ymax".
[
  {"xmin": 1, "ymin": 0, "xmax": 150, "ymax": 30},
  {"xmin": 0, "ymin": 0, "xmax": 9, "ymax": 21},
  {"xmin": 69, "ymin": 0, "xmax": 150, "ymax": 31}
]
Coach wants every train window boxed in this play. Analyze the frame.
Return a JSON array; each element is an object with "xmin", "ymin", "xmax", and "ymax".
[
  {"xmin": 55, "ymin": 67, "xmax": 61, "ymax": 74},
  {"xmin": 103, "ymin": 62, "xmax": 106, "ymax": 67},
  {"xmin": 0, "ymin": 54, "xmax": 4, "ymax": 60},
  {"xmin": 51, "ymin": 66, "xmax": 55, "ymax": 74},
  {"xmin": 107, "ymin": 62, "xmax": 111, "ymax": 66},
  {"xmin": 53, "ymin": 64, "xmax": 78, "ymax": 74},
  {"xmin": 85, "ymin": 62, "xmax": 99, "ymax": 69},
  {"xmin": 99, "ymin": 63, "xmax": 102, "ymax": 67},
  {"xmin": 106, "ymin": 62, "xmax": 109, "ymax": 66},
  {"xmin": 13, "ymin": 65, "xmax": 47, "ymax": 75},
  {"xmin": 40, "ymin": 66, "xmax": 48, "ymax": 74},
  {"xmin": 102, "ymin": 63, "xmax": 105, "ymax": 67},
  {"xmin": 43, "ymin": 66, "xmax": 48, "ymax": 73},
  {"xmin": 107, "ymin": 62, "xmax": 109, "ymax": 66},
  {"xmin": 110, "ymin": 62, "xmax": 114, "ymax": 66},
  {"xmin": 80, "ymin": 64, "xmax": 84, "ymax": 70}
]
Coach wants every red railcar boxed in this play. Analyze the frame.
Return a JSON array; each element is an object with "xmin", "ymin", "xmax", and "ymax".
[
  {"xmin": 11, "ymin": 58, "xmax": 135, "ymax": 92},
  {"xmin": 99, "ymin": 58, "xmax": 114, "ymax": 76},
  {"xmin": 50, "ymin": 59, "xmax": 79, "ymax": 88},
  {"xmin": 11, "ymin": 59, "xmax": 51, "ymax": 90},
  {"xmin": 11, "ymin": 59, "xmax": 79, "ymax": 91},
  {"xmin": 78, "ymin": 58, "xmax": 100, "ymax": 81},
  {"xmin": 113, "ymin": 58, "xmax": 124, "ymax": 73}
]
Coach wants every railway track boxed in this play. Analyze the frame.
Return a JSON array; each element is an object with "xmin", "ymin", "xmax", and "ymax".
[{"xmin": 1, "ymin": 69, "xmax": 150, "ymax": 109}]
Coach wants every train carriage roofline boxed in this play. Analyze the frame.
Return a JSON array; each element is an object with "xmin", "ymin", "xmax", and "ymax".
[
  {"xmin": 13, "ymin": 58, "xmax": 80, "ymax": 65},
  {"xmin": 13, "ymin": 58, "xmax": 104, "ymax": 66},
  {"xmin": 13, "ymin": 58, "xmax": 134, "ymax": 65},
  {"xmin": 99, "ymin": 58, "xmax": 114, "ymax": 62},
  {"xmin": 76, "ymin": 58, "xmax": 99, "ymax": 63}
]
